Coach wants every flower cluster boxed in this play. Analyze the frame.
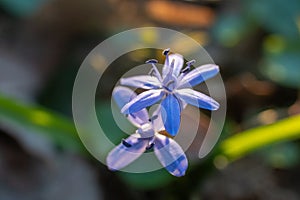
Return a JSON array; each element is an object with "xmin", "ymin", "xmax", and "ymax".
[{"xmin": 106, "ymin": 49, "xmax": 220, "ymax": 176}]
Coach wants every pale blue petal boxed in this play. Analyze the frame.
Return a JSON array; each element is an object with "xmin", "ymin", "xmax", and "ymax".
[
  {"xmin": 154, "ymin": 134, "xmax": 188, "ymax": 177},
  {"xmin": 162, "ymin": 54, "xmax": 184, "ymax": 78},
  {"xmin": 113, "ymin": 86, "xmax": 135, "ymax": 108},
  {"xmin": 127, "ymin": 113, "xmax": 148, "ymax": 127},
  {"xmin": 161, "ymin": 94, "xmax": 181, "ymax": 136},
  {"xmin": 113, "ymin": 86, "xmax": 149, "ymax": 126},
  {"xmin": 178, "ymin": 64, "xmax": 219, "ymax": 88},
  {"xmin": 106, "ymin": 134, "xmax": 148, "ymax": 170},
  {"xmin": 121, "ymin": 89, "xmax": 164, "ymax": 114},
  {"xmin": 152, "ymin": 105, "xmax": 165, "ymax": 131},
  {"xmin": 120, "ymin": 75, "xmax": 161, "ymax": 89},
  {"xmin": 176, "ymin": 88, "xmax": 219, "ymax": 110}
]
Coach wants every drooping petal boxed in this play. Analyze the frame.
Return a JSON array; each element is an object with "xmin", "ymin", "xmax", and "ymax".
[
  {"xmin": 161, "ymin": 94, "xmax": 181, "ymax": 136},
  {"xmin": 120, "ymin": 75, "xmax": 161, "ymax": 89},
  {"xmin": 162, "ymin": 54, "xmax": 184, "ymax": 78},
  {"xmin": 113, "ymin": 86, "xmax": 149, "ymax": 126},
  {"xmin": 154, "ymin": 134, "xmax": 188, "ymax": 177},
  {"xmin": 178, "ymin": 64, "xmax": 219, "ymax": 88},
  {"xmin": 106, "ymin": 134, "xmax": 148, "ymax": 171},
  {"xmin": 121, "ymin": 89, "xmax": 164, "ymax": 114},
  {"xmin": 176, "ymin": 88, "xmax": 220, "ymax": 110}
]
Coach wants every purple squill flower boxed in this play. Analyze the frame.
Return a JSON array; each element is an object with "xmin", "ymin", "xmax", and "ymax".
[
  {"xmin": 120, "ymin": 48, "xmax": 220, "ymax": 136},
  {"xmin": 106, "ymin": 86, "xmax": 188, "ymax": 177}
]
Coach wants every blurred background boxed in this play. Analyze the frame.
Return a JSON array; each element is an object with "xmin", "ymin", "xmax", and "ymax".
[{"xmin": 0, "ymin": 0, "xmax": 300, "ymax": 199}]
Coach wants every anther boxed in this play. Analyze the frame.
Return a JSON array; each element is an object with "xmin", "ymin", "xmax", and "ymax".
[
  {"xmin": 186, "ymin": 59, "xmax": 196, "ymax": 66},
  {"xmin": 145, "ymin": 142, "xmax": 155, "ymax": 150},
  {"xmin": 151, "ymin": 115, "xmax": 158, "ymax": 121},
  {"xmin": 145, "ymin": 59, "xmax": 158, "ymax": 64},
  {"xmin": 163, "ymin": 48, "xmax": 170, "ymax": 56},
  {"xmin": 122, "ymin": 139, "xmax": 132, "ymax": 147},
  {"xmin": 148, "ymin": 115, "xmax": 158, "ymax": 122}
]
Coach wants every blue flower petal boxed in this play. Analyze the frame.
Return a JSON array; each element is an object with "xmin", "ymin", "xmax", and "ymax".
[
  {"xmin": 162, "ymin": 54, "xmax": 184, "ymax": 78},
  {"xmin": 154, "ymin": 134, "xmax": 188, "ymax": 177},
  {"xmin": 106, "ymin": 134, "xmax": 148, "ymax": 170},
  {"xmin": 176, "ymin": 88, "xmax": 220, "ymax": 110},
  {"xmin": 161, "ymin": 94, "xmax": 181, "ymax": 136},
  {"xmin": 113, "ymin": 86, "xmax": 135, "ymax": 108},
  {"xmin": 178, "ymin": 64, "xmax": 219, "ymax": 88},
  {"xmin": 120, "ymin": 75, "xmax": 161, "ymax": 89},
  {"xmin": 121, "ymin": 89, "xmax": 164, "ymax": 114},
  {"xmin": 152, "ymin": 105, "xmax": 165, "ymax": 131},
  {"xmin": 113, "ymin": 86, "xmax": 149, "ymax": 126}
]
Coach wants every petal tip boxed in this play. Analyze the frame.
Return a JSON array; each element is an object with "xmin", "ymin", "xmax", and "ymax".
[
  {"xmin": 166, "ymin": 126, "xmax": 179, "ymax": 137},
  {"xmin": 107, "ymin": 166, "xmax": 118, "ymax": 171},
  {"xmin": 172, "ymin": 170, "xmax": 186, "ymax": 177},
  {"xmin": 211, "ymin": 101, "xmax": 220, "ymax": 110},
  {"xmin": 119, "ymin": 78, "xmax": 126, "ymax": 84},
  {"xmin": 106, "ymin": 156, "xmax": 119, "ymax": 171},
  {"xmin": 168, "ymin": 160, "xmax": 188, "ymax": 177},
  {"xmin": 120, "ymin": 105, "xmax": 129, "ymax": 114}
]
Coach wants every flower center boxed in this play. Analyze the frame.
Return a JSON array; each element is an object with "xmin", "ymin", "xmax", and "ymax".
[
  {"xmin": 163, "ymin": 80, "xmax": 176, "ymax": 92},
  {"xmin": 137, "ymin": 123, "xmax": 155, "ymax": 138}
]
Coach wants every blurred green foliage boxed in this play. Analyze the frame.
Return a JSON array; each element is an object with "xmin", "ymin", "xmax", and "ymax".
[
  {"xmin": 0, "ymin": 94, "xmax": 83, "ymax": 152},
  {"xmin": 1, "ymin": 94, "xmax": 300, "ymax": 189},
  {"xmin": 213, "ymin": 0, "xmax": 300, "ymax": 88}
]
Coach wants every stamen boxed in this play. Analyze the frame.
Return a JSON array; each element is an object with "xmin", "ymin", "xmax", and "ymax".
[
  {"xmin": 122, "ymin": 139, "xmax": 132, "ymax": 147},
  {"xmin": 145, "ymin": 142, "xmax": 155, "ymax": 150},
  {"xmin": 146, "ymin": 60, "xmax": 162, "ymax": 82},
  {"xmin": 181, "ymin": 60, "xmax": 195, "ymax": 74},
  {"xmin": 166, "ymin": 80, "xmax": 175, "ymax": 87},
  {"xmin": 148, "ymin": 68, "xmax": 155, "ymax": 76},
  {"xmin": 181, "ymin": 67, "xmax": 190, "ymax": 74},
  {"xmin": 163, "ymin": 80, "xmax": 175, "ymax": 92},
  {"xmin": 163, "ymin": 86, "xmax": 172, "ymax": 92},
  {"xmin": 163, "ymin": 48, "xmax": 170, "ymax": 67}
]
